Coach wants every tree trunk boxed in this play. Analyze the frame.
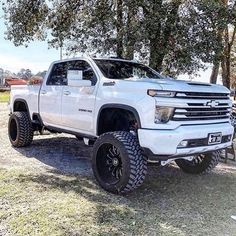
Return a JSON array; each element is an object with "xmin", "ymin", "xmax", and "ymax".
[
  {"xmin": 221, "ymin": 57, "xmax": 227, "ymax": 87},
  {"xmin": 221, "ymin": 28, "xmax": 231, "ymax": 88},
  {"xmin": 225, "ymin": 50, "xmax": 231, "ymax": 88},
  {"xmin": 148, "ymin": 2, "xmax": 181, "ymax": 71},
  {"xmin": 116, "ymin": 0, "xmax": 123, "ymax": 58},
  {"xmin": 221, "ymin": 51, "xmax": 231, "ymax": 88},
  {"xmin": 125, "ymin": 42, "xmax": 134, "ymax": 60},
  {"xmin": 149, "ymin": 40, "xmax": 165, "ymax": 71},
  {"xmin": 210, "ymin": 62, "xmax": 220, "ymax": 84},
  {"xmin": 124, "ymin": 4, "xmax": 135, "ymax": 60},
  {"xmin": 209, "ymin": 23, "xmax": 225, "ymax": 84}
]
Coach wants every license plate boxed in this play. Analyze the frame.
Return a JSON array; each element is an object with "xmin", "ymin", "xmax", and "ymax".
[{"xmin": 208, "ymin": 132, "xmax": 222, "ymax": 145}]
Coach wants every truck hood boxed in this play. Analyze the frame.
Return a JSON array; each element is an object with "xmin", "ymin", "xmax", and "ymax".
[{"xmin": 124, "ymin": 77, "xmax": 229, "ymax": 94}]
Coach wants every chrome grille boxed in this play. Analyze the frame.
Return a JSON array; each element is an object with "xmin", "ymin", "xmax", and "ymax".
[
  {"xmin": 176, "ymin": 92, "xmax": 229, "ymax": 100},
  {"xmin": 172, "ymin": 92, "xmax": 231, "ymax": 121}
]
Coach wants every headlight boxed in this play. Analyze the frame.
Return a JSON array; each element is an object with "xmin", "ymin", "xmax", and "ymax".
[
  {"xmin": 155, "ymin": 106, "xmax": 174, "ymax": 123},
  {"xmin": 148, "ymin": 90, "xmax": 176, "ymax": 97}
]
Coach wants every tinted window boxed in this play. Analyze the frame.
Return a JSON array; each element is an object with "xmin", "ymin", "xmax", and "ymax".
[
  {"xmin": 47, "ymin": 60, "xmax": 97, "ymax": 86},
  {"xmin": 47, "ymin": 62, "xmax": 67, "ymax": 85},
  {"xmin": 94, "ymin": 59, "xmax": 162, "ymax": 80},
  {"xmin": 67, "ymin": 60, "xmax": 97, "ymax": 86}
]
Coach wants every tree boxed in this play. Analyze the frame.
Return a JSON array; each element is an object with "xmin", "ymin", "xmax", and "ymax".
[
  {"xmin": 17, "ymin": 68, "xmax": 32, "ymax": 79},
  {"xmin": 63, "ymin": 0, "xmax": 141, "ymax": 59},
  {"xmin": 139, "ymin": 1, "xmax": 182, "ymax": 72},
  {"xmin": 36, "ymin": 70, "xmax": 47, "ymax": 78},
  {"xmin": 2, "ymin": 0, "xmax": 234, "ymax": 79},
  {"xmin": 206, "ymin": 0, "xmax": 236, "ymax": 87},
  {"xmin": 161, "ymin": 0, "xmax": 234, "ymax": 78},
  {"xmin": 221, "ymin": 26, "xmax": 236, "ymax": 88},
  {"xmin": 2, "ymin": 0, "xmax": 48, "ymax": 46},
  {"xmin": 220, "ymin": 0, "xmax": 236, "ymax": 88},
  {"xmin": 229, "ymin": 26, "xmax": 236, "ymax": 93},
  {"xmin": 3, "ymin": 70, "xmax": 14, "ymax": 78}
]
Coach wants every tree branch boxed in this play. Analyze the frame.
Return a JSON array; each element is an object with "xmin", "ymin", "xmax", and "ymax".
[{"xmin": 229, "ymin": 25, "xmax": 236, "ymax": 48}]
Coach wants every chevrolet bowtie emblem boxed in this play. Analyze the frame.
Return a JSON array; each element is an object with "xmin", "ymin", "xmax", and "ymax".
[{"xmin": 206, "ymin": 100, "xmax": 219, "ymax": 108}]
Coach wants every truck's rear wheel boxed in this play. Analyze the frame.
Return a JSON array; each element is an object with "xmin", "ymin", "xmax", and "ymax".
[
  {"xmin": 8, "ymin": 112, "xmax": 33, "ymax": 147},
  {"xmin": 92, "ymin": 131, "xmax": 147, "ymax": 194},
  {"xmin": 175, "ymin": 151, "xmax": 220, "ymax": 174}
]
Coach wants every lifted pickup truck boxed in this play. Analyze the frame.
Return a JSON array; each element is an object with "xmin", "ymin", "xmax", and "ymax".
[{"xmin": 8, "ymin": 57, "xmax": 233, "ymax": 194}]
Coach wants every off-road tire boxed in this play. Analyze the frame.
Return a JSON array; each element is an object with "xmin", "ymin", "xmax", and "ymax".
[
  {"xmin": 8, "ymin": 112, "xmax": 33, "ymax": 147},
  {"xmin": 92, "ymin": 131, "xmax": 147, "ymax": 194},
  {"xmin": 175, "ymin": 151, "xmax": 220, "ymax": 174}
]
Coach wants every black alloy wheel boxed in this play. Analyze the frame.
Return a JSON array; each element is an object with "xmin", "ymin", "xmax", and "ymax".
[{"xmin": 92, "ymin": 131, "xmax": 147, "ymax": 194}]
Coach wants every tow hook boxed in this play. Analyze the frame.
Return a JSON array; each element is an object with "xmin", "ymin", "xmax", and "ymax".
[{"xmin": 160, "ymin": 156, "xmax": 194, "ymax": 166}]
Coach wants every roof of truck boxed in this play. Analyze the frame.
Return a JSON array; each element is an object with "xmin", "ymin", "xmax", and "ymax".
[{"xmin": 52, "ymin": 56, "xmax": 138, "ymax": 64}]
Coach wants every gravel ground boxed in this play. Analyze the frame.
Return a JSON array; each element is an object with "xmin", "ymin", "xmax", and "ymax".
[
  {"xmin": 0, "ymin": 103, "xmax": 93, "ymax": 176},
  {"xmin": 0, "ymin": 103, "xmax": 236, "ymax": 179},
  {"xmin": 1, "ymin": 102, "xmax": 236, "ymax": 236},
  {"xmin": 1, "ymin": 102, "xmax": 235, "ymax": 176}
]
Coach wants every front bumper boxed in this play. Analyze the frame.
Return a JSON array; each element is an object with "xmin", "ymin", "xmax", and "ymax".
[{"xmin": 138, "ymin": 122, "xmax": 234, "ymax": 158}]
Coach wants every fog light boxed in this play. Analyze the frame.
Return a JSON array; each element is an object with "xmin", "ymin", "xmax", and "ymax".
[
  {"xmin": 178, "ymin": 140, "xmax": 188, "ymax": 148},
  {"xmin": 226, "ymin": 135, "xmax": 232, "ymax": 142}
]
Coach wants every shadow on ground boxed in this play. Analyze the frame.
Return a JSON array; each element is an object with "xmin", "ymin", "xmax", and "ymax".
[
  {"xmin": 12, "ymin": 135, "xmax": 236, "ymax": 235},
  {"xmin": 14, "ymin": 136, "xmax": 93, "ymax": 176},
  {"xmin": 14, "ymin": 162, "xmax": 236, "ymax": 235}
]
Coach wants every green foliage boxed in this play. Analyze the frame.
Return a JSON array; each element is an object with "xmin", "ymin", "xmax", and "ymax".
[
  {"xmin": 162, "ymin": 0, "xmax": 230, "ymax": 76},
  {"xmin": 17, "ymin": 68, "xmax": 32, "ymax": 79},
  {"xmin": 3, "ymin": 0, "xmax": 49, "ymax": 46},
  {"xmin": 0, "ymin": 91, "xmax": 10, "ymax": 103},
  {"xmin": 2, "ymin": 0, "xmax": 236, "ymax": 77}
]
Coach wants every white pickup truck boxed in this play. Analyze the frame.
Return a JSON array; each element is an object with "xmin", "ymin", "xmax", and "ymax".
[{"xmin": 8, "ymin": 57, "xmax": 233, "ymax": 194}]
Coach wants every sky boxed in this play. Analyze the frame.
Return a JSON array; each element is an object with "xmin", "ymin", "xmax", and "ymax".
[
  {"xmin": 0, "ymin": 7, "xmax": 216, "ymax": 83},
  {"xmin": 0, "ymin": 8, "xmax": 60, "ymax": 74}
]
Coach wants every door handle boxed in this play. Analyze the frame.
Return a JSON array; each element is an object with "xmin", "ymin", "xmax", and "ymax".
[
  {"xmin": 64, "ymin": 91, "xmax": 71, "ymax": 96},
  {"xmin": 41, "ymin": 90, "xmax": 47, "ymax": 95}
]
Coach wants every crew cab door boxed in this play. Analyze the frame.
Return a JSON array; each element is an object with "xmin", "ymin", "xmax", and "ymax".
[
  {"xmin": 61, "ymin": 60, "xmax": 98, "ymax": 132},
  {"xmin": 39, "ymin": 62, "xmax": 67, "ymax": 126}
]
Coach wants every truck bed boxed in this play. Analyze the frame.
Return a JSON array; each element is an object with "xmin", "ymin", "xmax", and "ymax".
[{"xmin": 10, "ymin": 85, "xmax": 40, "ymax": 118}]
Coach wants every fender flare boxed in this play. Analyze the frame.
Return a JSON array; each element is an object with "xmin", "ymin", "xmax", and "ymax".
[
  {"xmin": 13, "ymin": 99, "xmax": 29, "ymax": 113},
  {"xmin": 96, "ymin": 104, "xmax": 141, "ymax": 135},
  {"xmin": 13, "ymin": 99, "xmax": 31, "ymax": 119}
]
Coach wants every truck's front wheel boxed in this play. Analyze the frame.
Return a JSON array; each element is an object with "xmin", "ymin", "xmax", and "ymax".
[
  {"xmin": 175, "ymin": 151, "xmax": 220, "ymax": 174},
  {"xmin": 8, "ymin": 112, "xmax": 33, "ymax": 147},
  {"xmin": 92, "ymin": 131, "xmax": 147, "ymax": 194}
]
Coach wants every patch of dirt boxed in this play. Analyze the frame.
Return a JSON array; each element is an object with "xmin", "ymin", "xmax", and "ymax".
[
  {"xmin": 0, "ymin": 103, "xmax": 92, "ymax": 176},
  {"xmin": 1, "ymin": 103, "xmax": 236, "ymax": 236},
  {"xmin": 1, "ymin": 103, "xmax": 235, "ymax": 176}
]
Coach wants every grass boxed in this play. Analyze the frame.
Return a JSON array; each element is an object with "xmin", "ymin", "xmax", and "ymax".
[
  {"xmin": 0, "ymin": 91, "xmax": 10, "ymax": 103},
  {"xmin": 0, "ymin": 164, "xmax": 236, "ymax": 236}
]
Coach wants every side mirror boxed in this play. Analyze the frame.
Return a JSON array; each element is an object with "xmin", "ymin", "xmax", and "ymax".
[{"xmin": 67, "ymin": 70, "xmax": 92, "ymax": 87}]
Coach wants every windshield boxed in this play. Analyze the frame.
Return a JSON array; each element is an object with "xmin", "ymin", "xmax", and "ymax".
[{"xmin": 94, "ymin": 59, "xmax": 163, "ymax": 80}]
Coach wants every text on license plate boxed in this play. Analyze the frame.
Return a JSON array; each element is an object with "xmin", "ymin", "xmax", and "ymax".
[{"xmin": 208, "ymin": 132, "xmax": 222, "ymax": 145}]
